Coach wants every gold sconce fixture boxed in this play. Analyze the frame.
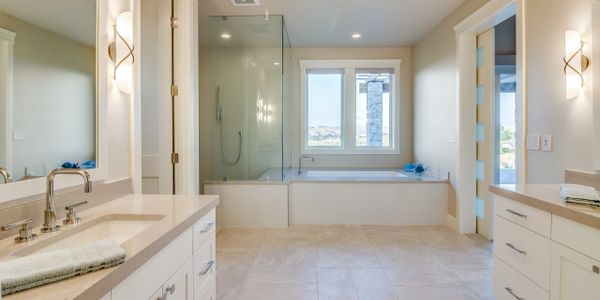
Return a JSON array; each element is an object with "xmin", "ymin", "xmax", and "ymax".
[
  {"xmin": 108, "ymin": 12, "xmax": 134, "ymax": 94},
  {"xmin": 563, "ymin": 30, "xmax": 590, "ymax": 99}
]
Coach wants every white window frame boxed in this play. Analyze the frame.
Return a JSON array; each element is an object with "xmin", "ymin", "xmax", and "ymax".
[{"xmin": 300, "ymin": 59, "xmax": 401, "ymax": 155}]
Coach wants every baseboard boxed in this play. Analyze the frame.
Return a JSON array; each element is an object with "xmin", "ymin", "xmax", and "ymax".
[{"xmin": 446, "ymin": 214, "xmax": 458, "ymax": 231}]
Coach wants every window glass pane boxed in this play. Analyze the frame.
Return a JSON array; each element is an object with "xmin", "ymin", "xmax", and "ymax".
[
  {"xmin": 497, "ymin": 73, "xmax": 517, "ymax": 184},
  {"xmin": 307, "ymin": 70, "xmax": 343, "ymax": 147},
  {"xmin": 355, "ymin": 70, "xmax": 392, "ymax": 147}
]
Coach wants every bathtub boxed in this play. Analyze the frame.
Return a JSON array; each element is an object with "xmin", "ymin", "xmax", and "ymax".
[
  {"xmin": 204, "ymin": 168, "xmax": 450, "ymax": 227},
  {"xmin": 304, "ymin": 170, "xmax": 407, "ymax": 178}
]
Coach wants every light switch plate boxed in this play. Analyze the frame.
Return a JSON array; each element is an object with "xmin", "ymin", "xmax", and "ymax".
[
  {"xmin": 527, "ymin": 134, "xmax": 540, "ymax": 151},
  {"xmin": 542, "ymin": 135, "xmax": 553, "ymax": 152}
]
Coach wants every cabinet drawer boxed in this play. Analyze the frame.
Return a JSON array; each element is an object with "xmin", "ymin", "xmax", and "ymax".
[
  {"xmin": 552, "ymin": 215, "xmax": 600, "ymax": 262},
  {"xmin": 494, "ymin": 195, "xmax": 551, "ymax": 237},
  {"xmin": 113, "ymin": 228, "xmax": 193, "ymax": 300},
  {"xmin": 194, "ymin": 231, "xmax": 216, "ymax": 298},
  {"xmin": 494, "ymin": 216, "xmax": 551, "ymax": 290},
  {"xmin": 193, "ymin": 209, "xmax": 216, "ymax": 251},
  {"xmin": 494, "ymin": 257, "xmax": 549, "ymax": 300},
  {"xmin": 195, "ymin": 274, "xmax": 216, "ymax": 300}
]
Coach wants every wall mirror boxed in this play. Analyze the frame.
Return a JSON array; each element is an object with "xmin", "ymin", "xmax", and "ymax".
[
  {"xmin": 594, "ymin": 3, "xmax": 600, "ymax": 171},
  {"xmin": 0, "ymin": 0, "xmax": 97, "ymax": 185}
]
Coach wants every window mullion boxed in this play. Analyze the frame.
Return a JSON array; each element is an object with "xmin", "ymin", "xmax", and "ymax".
[{"xmin": 344, "ymin": 67, "xmax": 356, "ymax": 152}]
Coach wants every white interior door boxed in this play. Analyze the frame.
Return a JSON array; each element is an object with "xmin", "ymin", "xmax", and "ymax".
[
  {"xmin": 141, "ymin": 0, "xmax": 173, "ymax": 194},
  {"xmin": 476, "ymin": 28, "xmax": 495, "ymax": 239}
]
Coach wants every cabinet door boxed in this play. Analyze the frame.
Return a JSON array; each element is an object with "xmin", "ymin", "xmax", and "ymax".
[
  {"xmin": 163, "ymin": 256, "xmax": 194, "ymax": 300},
  {"xmin": 149, "ymin": 287, "xmax": 163, "ymax": 300},
  {"xmin": 551, "ymin": 242, "xmax": 600, "ymax": 300}
]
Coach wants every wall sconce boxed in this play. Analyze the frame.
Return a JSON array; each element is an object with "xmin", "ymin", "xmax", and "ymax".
[
  {"xmin": 108, "ymin": 12, "xmax": 134, "ymax": 94},
  {"xmin": 564, "ymin": 30, "xmax": 590, "ymax": 99}
]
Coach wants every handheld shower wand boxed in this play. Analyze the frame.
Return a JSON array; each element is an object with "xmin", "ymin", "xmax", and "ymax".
[{"xmin": 216, "ymin": 86, "xmax": 242, "ymax": 165}]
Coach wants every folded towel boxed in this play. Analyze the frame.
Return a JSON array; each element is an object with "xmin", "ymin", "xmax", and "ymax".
[
  {"xmin": 0, "ymin": 239, "xmax": 127, "ymax": 296},
  {"xmin": 560, "ymin": 184, "xmax": 600, "ymax": 208}
]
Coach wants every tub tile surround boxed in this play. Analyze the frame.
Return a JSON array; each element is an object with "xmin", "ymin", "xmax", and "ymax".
[
  {"xmin": 0, "ymin": 179, "xmax": 132, "ymax": 240},
  {"xmin": 216, "ymin": 225, "xmax": 493, "ymax": 300}
]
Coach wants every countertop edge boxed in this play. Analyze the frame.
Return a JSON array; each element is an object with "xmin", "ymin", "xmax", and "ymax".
[
  {"xmin": 489, "ymin": 185, "xmax": 600, "ymax": 230},
  {"xmin": 74, "ymin": 196, "xmax": 220, "ymax": 300}
]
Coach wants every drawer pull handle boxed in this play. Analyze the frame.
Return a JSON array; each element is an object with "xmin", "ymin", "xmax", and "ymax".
[
  {"xmin": 199, "ymin": 260, "xmax": 215, "ymax": 276},
  {"xmin": 505, "ymin": 287, "xmax": 525, "ymax": 300},
  {"xmin": 200, "ymin": 222, "xmax": 215, "ymax": 233},
  {"xmin": 506, "ymin": 243, "xmax": 527, "ymax": 255},
  {"xmin": 506, "ymin": 209, "xmax": 527, "ymax": 218}
]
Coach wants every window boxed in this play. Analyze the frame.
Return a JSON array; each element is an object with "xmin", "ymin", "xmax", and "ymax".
[
  {"xmin": 306, "ymin": 69, "xmax": 344, "ymax": 147},
  {"xmin": 301, "ymin": 60, "xmax": 400, "ymax": 154}
]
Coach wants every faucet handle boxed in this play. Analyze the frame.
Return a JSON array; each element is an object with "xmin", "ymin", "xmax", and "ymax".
[
  {"xmin": 64, "ymin": 201, "xmax": 88, "ymax": 225},
  {"xmin": 1, "ymin": 218, "xmax": 37, "ymax": 243}
]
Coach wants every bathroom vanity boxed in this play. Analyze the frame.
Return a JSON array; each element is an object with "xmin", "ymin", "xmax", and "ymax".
[
  {"xmin": 490, "ymin": 184, "xmax": 600, "ymax": 300},
  {"xmin": 0, "ymin": 194, "xmax": 219, "ymax": 300}
]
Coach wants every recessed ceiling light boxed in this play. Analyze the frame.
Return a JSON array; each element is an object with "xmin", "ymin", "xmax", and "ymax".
[
  {"xmin": 352, "ymin": 33, "xmax": 361, "ymax": 39},
  {"xmin": 221, "ymin": 33, "xmax": 231, "ymax": 39},
  {"xmin": 273, "ymin": 62, "xmax": 280, "ymax": 66}
]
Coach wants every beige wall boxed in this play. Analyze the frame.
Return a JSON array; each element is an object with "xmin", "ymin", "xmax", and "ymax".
[
  {"xmin": 291, "ymin": 47, "xmax": 413, "ymax": 168},
  {"xmin": 525, "ymin": 0, "xmax": 596, "ymax": 183},
  {"xmin": 412, "ymin": 0, "xmax": 488, "ymax": 217}
]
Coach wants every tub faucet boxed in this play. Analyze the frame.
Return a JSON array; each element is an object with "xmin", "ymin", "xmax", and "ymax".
[
  {"xmin": 42, "ymin": 169, "xmax": 92, "ymax": 233},
  {"xmin": 0, "ymin": 167, "xmax": 12, "ymax": 183},
  {"xmin": 298, "ymin": 155, "xmax": 315, "ymax": 175}
]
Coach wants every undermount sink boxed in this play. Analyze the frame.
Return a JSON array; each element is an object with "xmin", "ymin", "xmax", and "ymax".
[{"xmin": 13, "ymin": 214, "xmax": 166, "ymax": 257}]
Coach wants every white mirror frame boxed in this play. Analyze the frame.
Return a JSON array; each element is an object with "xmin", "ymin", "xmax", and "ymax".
[
  {"xmin": 593, "ymin": 2, "xmax": 600, "ymax": 170},
  {"xmin": 0, "ymin": 0, "xmax": 108, "ymax": 204}
]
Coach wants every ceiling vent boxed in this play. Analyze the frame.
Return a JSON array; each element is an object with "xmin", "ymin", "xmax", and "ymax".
[{"xmin": 230, "ymin": 0, "xmax": 260, "ymax": 6}]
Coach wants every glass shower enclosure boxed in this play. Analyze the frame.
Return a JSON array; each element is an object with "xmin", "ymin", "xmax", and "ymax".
[{"xmin": 202, "ymin": 15, "xmax": 291, "ymax": 182}]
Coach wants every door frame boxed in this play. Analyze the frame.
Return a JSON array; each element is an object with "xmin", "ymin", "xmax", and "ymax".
[{"xmin": 454, "ymin": 0, "xmax": 526, "ymax": 234}]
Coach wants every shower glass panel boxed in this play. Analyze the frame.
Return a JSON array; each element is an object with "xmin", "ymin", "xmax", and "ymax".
[{"xmin": 205, "ymin": 15, "xmax": 290, "ymax": 181}]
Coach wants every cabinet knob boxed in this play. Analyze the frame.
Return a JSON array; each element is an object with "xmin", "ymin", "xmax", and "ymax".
[
  {"xmin": 166, "ymin": 284, "xmax": 176, "ymax": 295},
  {"xmin": 593, "ymin": 265, "xmax": 599, "ymax": 274}
]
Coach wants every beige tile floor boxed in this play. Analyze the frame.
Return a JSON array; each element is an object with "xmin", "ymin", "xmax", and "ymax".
[{"xmin": 216, "ymin": 225, "xmax": 493, "ymax": 300}]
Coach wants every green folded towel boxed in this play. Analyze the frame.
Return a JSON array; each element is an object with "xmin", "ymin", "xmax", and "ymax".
[
  {"xmin": 560, "ymin": 184, "xmax": 600, "ymax": 208},
  {"xmin": 0, "ymin": 239, "xmax": 127, "ymax": 296}
]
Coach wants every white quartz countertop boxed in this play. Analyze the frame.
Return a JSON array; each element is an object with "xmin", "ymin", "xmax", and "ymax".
[{"xmin": 0, "ymin": 194, "xmax": 219, "ymax": 300}]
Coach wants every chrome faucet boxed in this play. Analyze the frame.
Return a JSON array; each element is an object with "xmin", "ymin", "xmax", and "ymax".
[
  {"xmin": 42, "ymin": 169, "xmax": 92, "ymax": 233},
  {"xmin": 0, "ymin": 167, "xmax": 12, "ymax": 183},
  {"xmin": 298, "ymin": 155, "xmax": 315, "ymax": 175}
]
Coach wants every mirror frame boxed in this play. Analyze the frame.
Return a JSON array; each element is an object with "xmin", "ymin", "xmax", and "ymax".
[{"xmin": 0, "ymin": 0, "xmax": 108, "ymax": 204}]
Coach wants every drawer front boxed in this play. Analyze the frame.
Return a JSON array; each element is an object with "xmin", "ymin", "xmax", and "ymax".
[
  {"xmin": 552, "ymin": 215, "xmax": 600, "ymax": 262},
  {"xmin": 494, "ymin": 195, "xmax": 551, "ymax": 237},
  {"xmin": 194, "ymin": 231, "xmax": 216, "ymax": 298},
  {"xmin": 195, "ymin": 274, "xmax": 216, "ymax": 300},
  {"xmin": 193, "ymin": 208, "xmax": 216, "ymax": 251},
  {"xmin": 113, "ymin": 228, "xmax": 193, "ymax": 300},
  {"xmin": 494, "ymin": 216, "xmax": 551, "ymax": 290},
  {"xmin": 494, "ymin": 257, "xmax": 549, "ymax": 300}
]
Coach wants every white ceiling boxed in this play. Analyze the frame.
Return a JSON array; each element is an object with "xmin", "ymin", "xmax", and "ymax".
[
  {"xmin": 199, "ymin": 0, "xmax": 467, "ymax": 47},
  {"xmin": 0, "ymin": 0, "xmax": 96, "ymax": 46}
]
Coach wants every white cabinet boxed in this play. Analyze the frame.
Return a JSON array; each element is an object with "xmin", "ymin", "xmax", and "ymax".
[
  {"xmin": 160, "ymin": 257, "xmax": 194, "ymax": 300},
  {"xmin": 550, "ymin": 242, "xmax": 600, "ymax": 300},
  {"xmin": 112, "ymin": 208, "xmax": 217, "ymax": 300},
  {"xmin": 492, "ymin": 194, "xmax": 600, "ymax": 300}
]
